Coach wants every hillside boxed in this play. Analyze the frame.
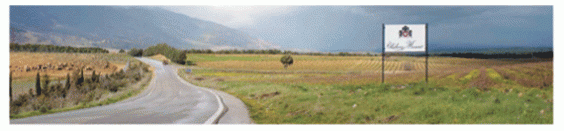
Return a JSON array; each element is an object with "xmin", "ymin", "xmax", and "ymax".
[{"xmin": 9, "ymin": 6, "xmax": 279, "ymax": 50}]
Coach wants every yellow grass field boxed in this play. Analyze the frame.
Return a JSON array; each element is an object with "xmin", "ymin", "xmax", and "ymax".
[
  {"xmin": 191, "ymin": 54, "xmax": 530, "ymax": 72},
  {"xmin": 9, "ymin": 52, "xmax": 132, "ymax": 80},
  {"xmin": 186, "ymin": 54, "xmax": 551, "ymax": 88},
  {"xmin": 9, "ymin": 52, "xmax": 136, "ymax": 96}
]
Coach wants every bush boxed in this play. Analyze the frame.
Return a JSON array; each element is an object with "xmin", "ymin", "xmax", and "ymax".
[
  {"xmin": 144, "ymin": 43, "xmax": 189, "ymax": 65},
  {"xmin": 186, "ymin": 60, "xmax": 196, "ymax": 66},
  {"xmin": 163, "ymin": 60, "xmax": 169, "ymax": 65},
  {"xmin": 128, "ymin": 48, "xmax": 143, "ymax": 57},
  {"xmin": 174, "ymin": 50, "xmax": 187, "ymax": 64},
  {"xmin": 39, "ymin": 106, "xmax": 48, "ymax": 113},
  {"xmin": 13, "ymin": 95, "xmax": 29, "ymax": 106},
  {"xmin": 280, "ymin": 55, "xmax": 294, "ymax": 69}
]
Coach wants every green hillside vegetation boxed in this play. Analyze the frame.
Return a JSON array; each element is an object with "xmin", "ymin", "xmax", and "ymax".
[{"xmin": 141, "ymin": 43, "xmax": 190, "ymax": 65}]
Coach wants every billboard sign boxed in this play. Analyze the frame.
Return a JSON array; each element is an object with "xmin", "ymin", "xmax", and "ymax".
[{"xmin": 384, "ymin": 24, "xmax": 426, "ymax": 52}]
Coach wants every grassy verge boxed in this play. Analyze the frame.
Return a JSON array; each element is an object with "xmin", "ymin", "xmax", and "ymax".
[
  {"xmin": 178, "ymin": 69, "xmax": 552, "ymax": 124},
  {"xmin": 10, "ymin": 69, "xmax": 153, "ymax": 119}
]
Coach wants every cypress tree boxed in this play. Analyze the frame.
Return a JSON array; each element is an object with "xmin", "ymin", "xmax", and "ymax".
[
  {"xmin": 35, "ymin": 72, "xmax": 41, "ymax": 96},
  {"xmin": 65, "ymin": 73, "xmax": 71, "ymax": 90},
  {"xmin": 78, "ymin": 68, "xmax": 84, "ymax": 86},
  {"xmin": 43, "ymin": 74, "xmax": 50, "ymax": 95},
  {"xmin": 9, "ymin": 71, "xmax": 12, "ymax": 102},
  {"xmin": 91, "ymin": 70, "xmax": 97, "ymax": 82}
]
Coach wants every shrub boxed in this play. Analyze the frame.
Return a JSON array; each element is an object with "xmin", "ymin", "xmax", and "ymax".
[
  {"xmin": 163, "ymin": 60, "xmax": 169, "ymax": 65},
  {"xmin": 128, "ymin": 48, "xmax": 144, "ymax": 57},
  {"xmin": 13, "ymin": 94, "xmax": 29, "ymax": 107},
  {"xmin": 144, "ymin": 43, "xmax": 189, "ymax": 65},
  {"xmin": 109, "ymin": 80, "xmax": 126, "ymax": 92},
  {"xmin": 39, "ymin": 106, "xmax": 48, "ymax": 113},
  {"xmin": 174, "ymin": 50, "xmax": 187, "ymax": 64},
  {"xmin": 280, "ymin": 55, "xmax": 294, "ymax": 69},
  {"xmin": 42, "ymin": 74, "xmax": 50, "ymax": 95},
  {"xmin": 186, "ymin": 60, "xmax": 196, "ymax": 66}
]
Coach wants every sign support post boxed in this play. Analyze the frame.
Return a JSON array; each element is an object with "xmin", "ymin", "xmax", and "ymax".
[
  {"xmin": 382, "ymin": 23, "xmax": 428, "ymax": 84},
  {"xmin": 425, "ymin": 23, "xmax": 428, "ymax": 84},
  {"xmin": 382, "ymin": 23, "xmax": 385, "ymax": 84}
]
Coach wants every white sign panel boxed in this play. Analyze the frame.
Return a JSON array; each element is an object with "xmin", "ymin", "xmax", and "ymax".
[{"xmin": 384, "ymin": 24, "xmax": 426, "ymax": 52}]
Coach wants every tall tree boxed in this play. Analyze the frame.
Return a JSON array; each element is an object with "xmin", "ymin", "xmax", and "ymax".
[
  {"xmin": 9, "ymin": 71, "xmax": 12, "ymax": 102},
  {"xmin": 42, "ymin": 74, "xmax": 50, "ymax": 96},
  {"xmin": 91, "ymin": 70, "xmax": 98, "ymax": 82},
  {"xmin": 175, "ymin": 50, "xmax": 188, "ymax": 64},
  {"xmin": 65, "ymin": 73, "xmax": 71, "ymax": 90},
  {"xmin": 35, "ymin": 72, "xmax": 41, "ymax": 96},
  {"xmin": 78, "ymin": 68, "xmax": 84, "ymax": 86}
]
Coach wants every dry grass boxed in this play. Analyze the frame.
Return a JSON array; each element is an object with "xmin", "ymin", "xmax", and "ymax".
[
  {"xmin": 149, "ymin": 54, "xmax": 170, "ymax": 62},
  {"xmin": 196, "ymin": 57, "xmax": 461, "ymax": 73},
  {"xmin": 190, "ymin": 54, "xmax": 528, "ymax": 74},
  {"xmin": 492, "ymin": 62, "xmax": 553, "ymax": 89},
  {"xmin": 9, "ymin": 52, "xmax": 135, "ymax": 96},
  {"xmin": 9, "ymin": 52, "xmax": 124, "ymax": 80},
  {"xmin": 189, "ymin": 54, "xmax": 552, "ymax": 89}
]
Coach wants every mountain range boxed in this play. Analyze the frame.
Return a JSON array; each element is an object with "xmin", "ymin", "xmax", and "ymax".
[{"xmin": 10, "ymin": 6, "xmax": 280, "ymax": 50}]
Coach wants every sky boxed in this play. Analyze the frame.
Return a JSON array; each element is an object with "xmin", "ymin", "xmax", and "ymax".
[{"xmin": 157, "ymin": 6, "xmax": 552, "ymax": 52}]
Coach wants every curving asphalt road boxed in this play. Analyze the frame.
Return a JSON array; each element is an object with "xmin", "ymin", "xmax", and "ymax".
[{"xmin": 10, "ymin": 58, "xmax": 239, "ymax": 124}]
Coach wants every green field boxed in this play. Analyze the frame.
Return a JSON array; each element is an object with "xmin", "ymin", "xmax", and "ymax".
[{"xmin": 179, "ymin": 54, "xmax": 553, "ymax": 124}]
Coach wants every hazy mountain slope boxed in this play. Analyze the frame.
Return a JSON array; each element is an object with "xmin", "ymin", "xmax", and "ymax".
[{"xmin": 10, "ymin": 6, "xmax": 279, "ymax": 50}]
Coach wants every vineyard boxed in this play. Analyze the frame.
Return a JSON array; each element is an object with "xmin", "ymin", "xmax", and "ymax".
[
  {"xmin": 190, "ymin": 54, "xmax": 535, "ymax": 71},
  {"xmin": 186, "ymin": 54, "xmax": 551, "ymax": 88},
  {"xmin": 179, "ymin": 53, "xmax": 553, "ymax": 124}
]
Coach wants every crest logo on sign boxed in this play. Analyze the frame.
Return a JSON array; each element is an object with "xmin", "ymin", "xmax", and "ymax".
[{"xmin": 399, "ymin": 26, "xmax": 412, "ymax": 38}]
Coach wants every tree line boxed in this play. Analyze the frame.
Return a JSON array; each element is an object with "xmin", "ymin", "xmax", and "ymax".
[
  {"xmin": 379, "ymin": 51, "xmax": 553, "ymax": 59},
  {"xmin": 10, "ymin": 43, "xmax": 109, "ymax": 53},
  {"xmin": 128, "ymin": 43, "xmax": 191, "ymax": 65},
  {"xmin": 432, "ymin": 51, "xmax": 553, "ymax": 59},
  {"xmin": 183, "ymin": 48, "xmax": 376, "ymax": 57},
  {"xmin": 124, "ymin": 43, "xmax": 553, "ymax": 60}
]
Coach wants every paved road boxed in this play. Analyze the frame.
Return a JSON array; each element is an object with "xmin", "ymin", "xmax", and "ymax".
[{"xmin": 11, "ymin": 58, "xmax": 223, "ymax": 124}]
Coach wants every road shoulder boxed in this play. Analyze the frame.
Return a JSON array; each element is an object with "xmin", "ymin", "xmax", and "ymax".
[{"xmin": 175, "ymin": 66, "xmax": 253, "ymax": 124}]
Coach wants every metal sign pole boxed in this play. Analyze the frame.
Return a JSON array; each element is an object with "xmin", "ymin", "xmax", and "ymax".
[
  {"xmin": 382, "ymin": 24, "xmax": 385, "ymax": 84},
  {"xmin": 425, "ymin": 23, "xmax": 428, "ymax": 84}
]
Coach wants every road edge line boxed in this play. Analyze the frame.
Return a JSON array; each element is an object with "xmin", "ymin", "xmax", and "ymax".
[{"xmin": 175, "ymin": 68, "xmax": 227, "ymax": 124}]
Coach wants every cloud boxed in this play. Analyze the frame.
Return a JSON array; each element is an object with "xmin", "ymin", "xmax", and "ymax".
[
  {"xmin": 162, "ymin": 6, "xmax": 297, "ymax": 29},
  {"xmin": 358, "ymin": 6, "xmax": 552, "ymax": 48},
  {"xmin": 161, "ymin": 6, "xmax": 551, "ymax": 52}
]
